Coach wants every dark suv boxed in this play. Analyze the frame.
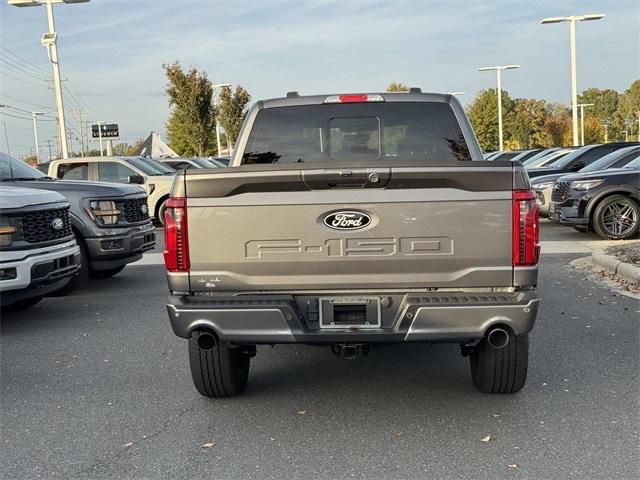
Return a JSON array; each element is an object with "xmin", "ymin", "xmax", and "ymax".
[
  {"xmin": 527, "ymin": 143, "xmax": 639, "ymax": 179},
  {"xmin": 1, "ymin": 153, "xmax": 156, "ymax": 290},
  {"xmin": 549, "ymin": 157, "xmax": 640, "ymax": 239}
]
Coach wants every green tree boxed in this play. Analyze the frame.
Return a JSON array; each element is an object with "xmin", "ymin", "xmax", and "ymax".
[
  {"xmin": 126, "ymin": 139, "xmax": 144, "ymax": 155},
  {"xmin": 613, "ymin": 79, "xmax": 640, "ymax": 142},
  {"xmin": 112, "ymin": 142, "xmax": 130, "ymax": 156},
  {"xmin": 163, "ymin": 62, "xmax": 217, "ymax": 156},
  {"xmin": 218, "ymin": 85, "xmax": 251, "ymax": 149},
  {"xmin": 467, "ymin": 88, "xmax": 514, "ymax": 151},
  {"xmin": 386, "ymin": 82, "xmax": 409, "ymax": 92},
  {"xmin": 507, "ymin": 98, "xmax": 550, "ymax": 148},
  {"xmin": 544, "ymin": 114, "xmax": 571, "ymax": 147}
]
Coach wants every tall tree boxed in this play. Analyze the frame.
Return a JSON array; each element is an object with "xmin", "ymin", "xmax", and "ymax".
[
  {"xmin": 467, "ymin": 88, "xmax": 514, "ymax": 151},
  {"xmin": 544, "ymin": 114, "xmax": 571, "ymax": 147},
  {"xmin": 507, "ymin": 98, "xmax": 550, "ymax": 148},
  {"xmin": 218, "ymin": 85, "xmax": 251, "ymax": 148},
  {"xmin": 163, "ymin": 62, "xmax": 217, "ymax": 156},
  {"xmin": 386, "ymin": 82, "xmax": 409, "ymax": 92},
  {"xmin": 613, "ymin": 79, "xmax": 640, "ymax": 142}
]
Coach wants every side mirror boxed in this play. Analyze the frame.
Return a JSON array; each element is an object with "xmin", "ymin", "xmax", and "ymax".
[
  {"xmin": 128, "ymin": 175, "xmax": 145, "ymax": 185},
  {"xmin": 571, "ymin": 162, "xmax": 585, "ymax": 171}
]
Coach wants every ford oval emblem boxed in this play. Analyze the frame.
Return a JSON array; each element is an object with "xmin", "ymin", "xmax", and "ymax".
[
  {"xmin": 323, "ymin": 210, "xmax": 371, "ymax": 230},
  {"xmin": 51, "ymin": 218, "xmax": 64, "ymax": 230},
  {"xmin": 141, "ymin": 204, "xmax": 148, "ymax": 215}
]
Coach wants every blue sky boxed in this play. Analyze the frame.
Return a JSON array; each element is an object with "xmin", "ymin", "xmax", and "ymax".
[{"xmin": 1, "ymin": 0, "xmax": 638, "ymax": 158}]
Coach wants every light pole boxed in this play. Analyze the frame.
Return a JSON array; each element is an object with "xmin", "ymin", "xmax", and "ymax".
[
  {"xmin": 577, "ymin": 103, "xmax": 594, "ymax": 146},
  {"xmin": 31, "ymin": 111, "xmax": 44, "ymax": 163},
  {"xmin": 96, "ymin": 120, "xmax": 105, "ymax": 156},
  {"xmin": 478, "ymin": 65, "xmax": 520, "ymax": 151},
  {"xmin": 623, "ymin": 130, "xmax": 628, "ymax": 142},
  {"xmin": 0, "ymin": 105, "xmax": 10, "ymax": 156},
  {"xmin": 541, "ymin": 13, "xmax": 606, "ymax": 147},
  {"xmin": 212, "ymin": 83, "xmax": 231, "ymax": 155},
  {"xmin": 8, "ymin": 0, "xmax": 91, "ymax": 159},
  {"xmin": 602, "ymin": 123, "xmax": 608, "ymax": 143}
]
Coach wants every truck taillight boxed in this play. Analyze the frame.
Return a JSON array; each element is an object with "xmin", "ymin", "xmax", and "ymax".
[
  {"xmin": 512, "ymin": 190, "xmax": 540, "ymax": 266},
  {"xmin": 163, "ymin": 197, "xmax": 189, "ymax": 272}
]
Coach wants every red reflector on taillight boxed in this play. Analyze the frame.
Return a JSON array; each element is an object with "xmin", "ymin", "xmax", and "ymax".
[
  {"xmin": 512, "ymin": 190, "xmax": 540, "ymax": 266},
  {"xmin": 163, "ymin": 197, "xmax": 189, "ymax": 272}
]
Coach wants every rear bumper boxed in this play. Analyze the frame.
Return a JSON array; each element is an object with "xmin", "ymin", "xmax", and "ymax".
[
  {"xmin": 167, "ymin": 291, "xmax": 539, "ymax": 344},
  {"xmin": 85, "ymin": 222, "xmax": 156, "ymax": 271}
]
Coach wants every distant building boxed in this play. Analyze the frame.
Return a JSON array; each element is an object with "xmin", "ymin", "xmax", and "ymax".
[{"xmin": 133, "ymin": 132, "xmax": 178, "ymax": 158}]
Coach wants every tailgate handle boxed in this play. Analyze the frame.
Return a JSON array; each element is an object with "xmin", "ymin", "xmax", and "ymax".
[{"xmin": 323, "ymin": 168, "xmax": 390, "ymax": 188}]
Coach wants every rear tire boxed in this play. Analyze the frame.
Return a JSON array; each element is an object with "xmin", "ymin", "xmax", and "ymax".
[
  {"xmin": 592, "ymin": 195, "xmax": 640, "ymax": 240},
  {"xmin": 188, "ymin": 332, "xmax": 250, "ymax": 398},
  {"xmin": 89, "ymin": 265, "xmax": 125, "ymax": 279},
  {"xmin": 470, "ymin": 331, "xmax": 528, "ymax": 394}
]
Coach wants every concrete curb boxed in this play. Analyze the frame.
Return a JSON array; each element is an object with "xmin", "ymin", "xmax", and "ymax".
[{"xmin": 592, "ymin": 253, "xmax": 640, "ymax": 285}]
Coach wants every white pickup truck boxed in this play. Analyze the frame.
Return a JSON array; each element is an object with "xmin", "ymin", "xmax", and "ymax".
[
  {"xmin": 0, "ymin": 186, "xmax": 80, "ymax": 310},
  {"xmin": 164, "ymin": 90, "xmax": 540, "ymax": 398}
]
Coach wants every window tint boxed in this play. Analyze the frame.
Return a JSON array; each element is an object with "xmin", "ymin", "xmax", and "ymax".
[
  {"xmin": 0, "ymin": 155, "xmax": 46, "ymax": 180},
  {"xmin": 57, "ymin": 162, "xmax": 88, "ymax": 180},
  {"xmin": 243, "ymin": 102, "xmax": 471, "ymax": 164},
  {"xmin": 578, "ymin": 146, "xmax": 619, "ymax": 165},
  {"xmin": 98, "ymin": 162, "xmax": 136, "ymax": 183}
]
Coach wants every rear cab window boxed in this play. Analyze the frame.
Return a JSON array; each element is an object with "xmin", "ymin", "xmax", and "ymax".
[{"xmin": 242, "ymin": 102, "xmax": 471, "ymax": 164}]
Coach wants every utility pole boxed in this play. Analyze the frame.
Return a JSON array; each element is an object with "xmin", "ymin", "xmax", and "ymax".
[
  {"xmin": 32, "ymin": 111, "xmax": 44, "ymax": 163},
  {"xmin": 541, "ymin": 13, "xmax": 606, "ymax": 146},
  {"xmin": 2, "ymin": 121, "xmax": 10, "ymax": 157},
  {"xmin": 75, "ymin": 108, "xmax": 87, "ymax": 155},
  {"xmin": 45, "ymin": 139, "xmax": 53, "ymax": 161},
  {"xmin": 478, "ymin": 65, "xmax": 520, "ymax": 151},
  {"xmin": 97, "ymin": 120, "xmax": 105, "ymax": 156},
  {"xmin": 602, "ymin": 124, "xmax": 608, "ymax": 143},
  {"xmin": 9, "ymin": 0, "xmax": 92, "ymax": 158}
]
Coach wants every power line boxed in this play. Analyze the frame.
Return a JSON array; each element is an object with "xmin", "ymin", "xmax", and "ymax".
[
  {"xmin": 0, "ymin": 45, "xmax": 51, "ymax": 76},
  {"xmin": 0, "ymin": 93, "xmax": 52, "ymax": 110},
  {"xmin": 0, "ymin": 56, "xmax": 51, "ymax": 82},
  {"xmin": 0, "ymin": 70, "xmax": 51, "ymax": 88}
]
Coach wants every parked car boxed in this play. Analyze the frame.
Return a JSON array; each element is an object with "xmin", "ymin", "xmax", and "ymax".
[
  {"xmin": 0, "ymin": 186, "xmax": 80, "ymax": 310},
  {"xmin": 524, "ymin": 148, "xmax": 576, "ymax": 168},
  {"xmin": 527, "ymin": 143, "xmax": 638, "ymax": 179},
  {"xmin": 43, "ymin": 156, "xmax": 175, "ymax": 224},
  {"xmin": 1, "ymin": 154, "xmax": 156, "ymax": 290},
  {"xmin": 210, "ymin": 156, "xmax": 230, "ymax": 166},
  {"xmin": 164, "ymin": 90, "xmax": 540, "ymax": 398},
  {"xmin": 532, "ymin": 146, "xmax": 640, "ymax": 217},
  {"xmin": 510, "ymin": 148, "xmax": 545, "ymax": 163},
  {"xmin": 160, "ymin": 157, "xmax": 223, "ymax": 170},
  {"xmin": 520, "ymin": 147, "xmax": 561, "ymax": 166},
  {"xmin": 488, "ymin": 149, "xmax": 528, "ymax": 161},
  {"xmin": 548, "ymin": 157, "xmax": 640, "ymax": 239}
]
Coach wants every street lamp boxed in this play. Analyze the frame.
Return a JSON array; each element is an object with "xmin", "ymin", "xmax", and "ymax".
[
  {"xmin": 212, "ymin": 83, "xmax": 231, "ymax": 156},
  {"xmin": 8, "ymin": 0, "xmax": 91, "ymax": 159},
  {"xmin": 0, "ymin": 105, "xmax": 11, "ymax": 157},
  {"xmin": 32, "ymin": 112, "xmax": 44, "ymax": 163},
  {"xmin": 541, "ymin": 13, "xmax": 606, "ymax": 147},
  {"xmin": 577, "ymin": 103, "xmax": 594, "ymax": 146},
  {"xmin": 602, "ymin": 123, "xmax": 608, "ymax": 143},
  {"xmin": 478, "ymin": 65, "xmax": 520, "ymax": 151}
]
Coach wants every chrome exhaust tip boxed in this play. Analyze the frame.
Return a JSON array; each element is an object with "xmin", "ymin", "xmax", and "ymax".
[{"xmin": 486, "ymin": 327, "xmax": 510, "ymax": 349}]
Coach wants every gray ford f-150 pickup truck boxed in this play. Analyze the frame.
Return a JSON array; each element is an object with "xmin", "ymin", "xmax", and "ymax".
[{"xmin": 164, "ymin": 91, "xmax": 540, "ymax": 398}]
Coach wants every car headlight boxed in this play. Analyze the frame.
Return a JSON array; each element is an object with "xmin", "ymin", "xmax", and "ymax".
[
  {"xmin": 85, "ymin": 200, "xmax": 120, "ymax": 225},
  {"xmin": 570, "ymin": 179, "xmax": 604, "ymax": 191},
  {"xmin": 0, "ymin": 226, "xmax": 16, "ymax": 247},
  {"xmin": 532, "ymin": 181, "xmax": 555, "ymax": 190}
]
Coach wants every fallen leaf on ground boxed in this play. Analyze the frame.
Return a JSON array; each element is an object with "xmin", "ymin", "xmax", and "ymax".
[
  {"xmin": 201, "ymin": 441, "xmax": 216, "ymax": 448},
  {"xmin": 394, "ymin": 432, "xmax": 405, "ymax": 437},
  {"xmin": 480, "ymin": 434, "xmax": 491, "ymax": 443},
  {"xmin": 296, "ymin": 410, "xmax": 307, "ymax": 415},
  {"xmin": 123, "ymin": 442, "xmax": 133, "ymax": 448},
  {"xmin": 508, "ymin": 464, "xmax": 518, "ymax": 469},
  {"xmin": 491, "ymin": 414, "xmax": 501, "ymax": 418}
]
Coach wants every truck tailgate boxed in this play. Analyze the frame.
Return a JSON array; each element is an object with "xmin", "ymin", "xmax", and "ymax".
[{"xmin": 182, "ymin": 165, "xmax": 515, "ymax": 291}]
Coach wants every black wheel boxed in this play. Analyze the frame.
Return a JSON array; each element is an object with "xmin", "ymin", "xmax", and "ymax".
[
  {"xmin": 54, "ymin": 234, "xmax": 89, "ymax": 296},
  {"xmin": 2, "ymin": 296, "xmax": 42, "ymax": 312},
  {"xmin": 89, "ymin": 265, "xmax": 125, "ymax": 279},
  {"xmin": 188, "ymin": 331, "xmax": 251, "ymax": 398},
  {"xmin": 470, "ymin": 330, "xmax": 528, "ymax": 394},
  {"xmin": 592, "ymin": 195, "xmax": 640, "ymax": 240}
]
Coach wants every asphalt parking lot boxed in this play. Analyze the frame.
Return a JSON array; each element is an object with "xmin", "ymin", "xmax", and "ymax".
[{"xmin": 1, "ymin": 222, "xmax": 638, "ymax": 480}]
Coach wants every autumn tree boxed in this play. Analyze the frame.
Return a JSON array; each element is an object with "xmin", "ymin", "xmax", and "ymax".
[
  {"xmin": 467, "ymin": 88, "xmax": 514, "ymax": 151},
  {"xmin": 613, "ymin": 79, "xmax": 640, "ymax": 142},
  {"xmin": 218, "ymin": 85, "xmax": 251, "ymax": 149},
  {"xmin": 163, "ymin": 62, "xmax": 217, "ymax": 156},
  {"xmin": 508, "ymin": 98, "xmax": 549, "ymax": 148},
  {"xmin": 544, "ymin": 114, "xmax": 571, "ymax": 147},
  {"xmin": 386, "ymin": 82, "xmax": 410, "ymax": 92}
]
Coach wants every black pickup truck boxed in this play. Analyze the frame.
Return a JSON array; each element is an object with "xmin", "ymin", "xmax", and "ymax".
[{"xmin": 1, "ymin": 153, "xmax": 156, "ymax": 291}]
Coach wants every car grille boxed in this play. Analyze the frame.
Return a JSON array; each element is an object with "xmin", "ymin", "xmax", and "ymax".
[
  {"xmin": 551, "ymin": 181, "xmax": 571, "ymax": 203},
  {"xmin": 121, "ymin": 197, "xmax": 150, "ymax": 223},
  {"xmin": 21, "ymin": 207, "xmax": 72, "ymax": 244}
]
